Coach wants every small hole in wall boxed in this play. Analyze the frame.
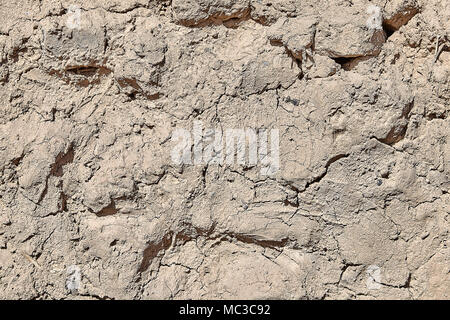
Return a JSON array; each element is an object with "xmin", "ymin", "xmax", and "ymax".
[
  {"xmin": 331, "ymin": 57, "xmax": 357, "ymax": 71},
  {"xmin": 382, "ymin": 22, "xmax": 396, "ymax": 39},
  {"xmin": 331, "ymin": 55, "xmax": 372, "ymax": 71}
]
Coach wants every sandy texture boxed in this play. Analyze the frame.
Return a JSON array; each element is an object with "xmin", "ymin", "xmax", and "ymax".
[{"xmin": 0, "ymin": 0, "xmax": 448, "ymax": 299}]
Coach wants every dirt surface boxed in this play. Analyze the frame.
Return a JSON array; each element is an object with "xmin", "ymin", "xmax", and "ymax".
[{"xmin": 0, "ymin": 0, "xmax": 448, "ymax": 299}]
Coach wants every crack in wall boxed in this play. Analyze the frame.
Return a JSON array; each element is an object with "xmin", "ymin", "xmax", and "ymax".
[{"xmin": 137, "ymin": 225, "xmax": 292, "ymax": 274}]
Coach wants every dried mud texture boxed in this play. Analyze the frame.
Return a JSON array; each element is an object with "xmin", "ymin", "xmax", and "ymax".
[{"xmin": 0, "ymin": 0, "xmax": 449, "ymax": 300}]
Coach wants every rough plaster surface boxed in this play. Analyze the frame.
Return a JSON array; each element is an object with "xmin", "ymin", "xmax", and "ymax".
[{"xmin": 0, "ymin": 0, "xmax": 449, "ymax": 300}]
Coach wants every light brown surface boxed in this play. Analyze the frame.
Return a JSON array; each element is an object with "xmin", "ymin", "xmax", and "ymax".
[{"xmin": 0, "ymin": 0, "xmax": 448, "ymax": 299}]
